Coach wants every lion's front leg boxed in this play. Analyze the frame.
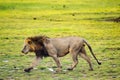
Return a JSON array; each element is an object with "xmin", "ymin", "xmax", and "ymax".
[
  {"xmin": 24, "ymin": 57, "xmax": 42, "ymax": 72},
  {"xmin": 52, "ymin": 56, "xmax": 62, "ymax": 72}
]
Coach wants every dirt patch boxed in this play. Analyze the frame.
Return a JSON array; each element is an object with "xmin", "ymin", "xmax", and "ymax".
[
  {"xmin": 102, "ymin": 47, "xmax": 120, "ymax": 52},
  {"xmin": 105, "ymin": 17, "xmax": 120, "ymax": 22},
  {"xmin": 105, "ymin": 47, "xmax": 120, "ymax": 51},
  {"xmin": 83, "ymin": 17, "xmax": 120, "ymax": 22}
]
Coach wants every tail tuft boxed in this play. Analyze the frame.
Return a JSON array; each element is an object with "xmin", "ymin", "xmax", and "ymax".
[{"xmin": 98, "ymin": 62, "xmax": 101, "ymax": 65}]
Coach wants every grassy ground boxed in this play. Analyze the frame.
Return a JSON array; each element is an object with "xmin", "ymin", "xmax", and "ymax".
[{"xmin": 0, "ymin": 0, "xmax": 120, "ymax": 80}]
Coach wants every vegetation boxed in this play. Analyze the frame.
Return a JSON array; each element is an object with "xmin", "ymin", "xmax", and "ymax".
[{"xmin": 0, "ymin": 0, "xmax": 120, "ymax": 80}]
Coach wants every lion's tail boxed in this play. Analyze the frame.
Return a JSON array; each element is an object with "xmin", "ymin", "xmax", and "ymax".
[{"xmin": 83, "ymin": 39, "xmax": 101, "ymax": 65}]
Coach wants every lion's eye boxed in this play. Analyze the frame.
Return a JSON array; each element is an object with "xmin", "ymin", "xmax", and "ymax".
[{"xmin": 28, "ymin": 41, "xmax": 32, "ymax": 44}]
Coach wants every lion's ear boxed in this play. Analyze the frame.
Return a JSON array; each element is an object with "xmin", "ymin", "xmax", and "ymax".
[
  {"xmin": 42, "ymin": 37, "xmax": 50, "ymax": 44},
  {"xmin": 27, "ymin": 39, "xmax": 33, "ymax": 44},
  {"xmin": 28, "ymin": 40, "xmax": 32, "ymax": 44}
]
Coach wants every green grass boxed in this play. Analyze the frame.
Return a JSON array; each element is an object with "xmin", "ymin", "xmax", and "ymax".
[{"xmin": 0, "ymin": 0, "xmax": 120, "ymax": 80}]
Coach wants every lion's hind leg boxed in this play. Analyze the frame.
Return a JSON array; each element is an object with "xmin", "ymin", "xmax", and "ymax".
[
  {"xmin": 67, "ymin": 51, "xmax": 79, "ymax": 71},
  {"xmin": 79, "ymin": 47, "xmax": 93, "ymax": 71}
]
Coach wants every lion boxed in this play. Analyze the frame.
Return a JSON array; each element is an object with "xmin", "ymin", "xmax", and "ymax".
[{"xmin": 21, "ymin": 36, "xmax": 101, "ymax": 72}]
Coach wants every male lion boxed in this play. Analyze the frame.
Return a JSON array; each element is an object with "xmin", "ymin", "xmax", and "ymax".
[{"xmin": 21, "ymin": 36, "xmax": 101, "ymax": 72}]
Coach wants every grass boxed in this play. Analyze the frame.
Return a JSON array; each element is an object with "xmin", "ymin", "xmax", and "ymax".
[{"xmin": 0, "ymin": 0, "xmax": 120, "ymax": 80}]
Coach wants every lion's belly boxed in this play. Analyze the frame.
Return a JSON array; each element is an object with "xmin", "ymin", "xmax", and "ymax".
[
  {"xmin": 57, "ymin": 49, "xmax": 69, "ymax": 57},
  {"xmin": 50, "ymin": 38, "xmax": 70, "ymax": 57},
  {"xmin": 52, "ymin": 42, "xmax": 69, "ymax": 57}
]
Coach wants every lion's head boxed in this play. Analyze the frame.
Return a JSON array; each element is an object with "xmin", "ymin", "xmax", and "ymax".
[{"xmin": 21, "ymin": 36, "xmax": 48, "ymax": 54}]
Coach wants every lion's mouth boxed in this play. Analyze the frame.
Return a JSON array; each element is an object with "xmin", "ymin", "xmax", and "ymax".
[{"xmin": 21, "ymin": 50, "xmax": 29, "ymax": 54}]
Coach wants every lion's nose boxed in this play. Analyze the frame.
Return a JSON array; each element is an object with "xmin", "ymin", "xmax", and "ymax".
[{"xmin": 21, "ymin": 50, "xmax": 24, "ymax": 53}]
